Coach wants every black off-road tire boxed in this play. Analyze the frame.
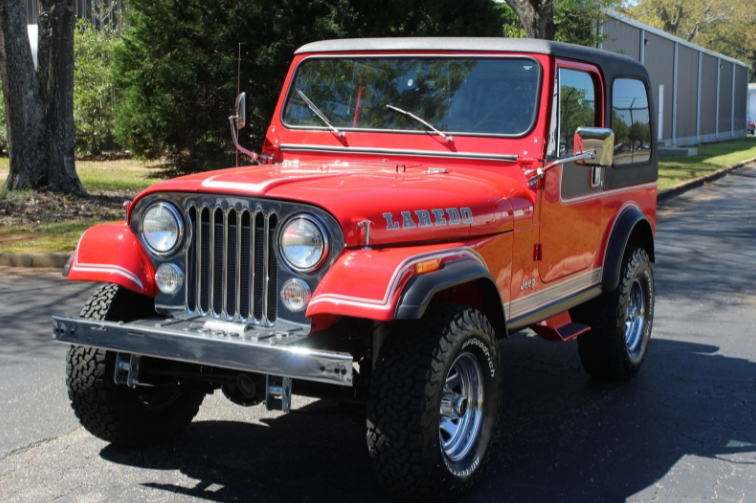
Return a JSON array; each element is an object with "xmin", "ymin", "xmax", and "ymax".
[
  {"xmin": 367, "ymin": 305, "xmax": 501, "ymax": 502},
  {"xmin": 571, "ymin": 246, "xmax": 654, "ymax": 380},
  {"xmin": 66, "ymin": 284, "xmax": 205, "ymax": 448}
]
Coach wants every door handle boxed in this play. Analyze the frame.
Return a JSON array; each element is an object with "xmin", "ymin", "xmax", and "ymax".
[{"xmin": 590, "ymin": 166, "xmax": 603, "ymax": 188}]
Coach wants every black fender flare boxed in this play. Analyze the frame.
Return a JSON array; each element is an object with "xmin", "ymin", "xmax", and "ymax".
[
  {"xmin": 602, "ymin": 206, "xmax": 655, "ymax": 292},
  {"xmin": 394, "ymin": 258, "xmax": 508, "ymax": 338}
]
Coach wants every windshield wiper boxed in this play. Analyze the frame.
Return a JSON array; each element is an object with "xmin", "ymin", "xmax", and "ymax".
[
  {"xmin": 385, "ymin": 104, "xmax": 453, "ymax": 143},
  {"xmin": 296, "ymin": 89, "xmax": 344, "ymax": 137}
]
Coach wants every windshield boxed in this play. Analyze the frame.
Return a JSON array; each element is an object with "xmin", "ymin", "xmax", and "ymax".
[{"xmin": 282, "ymin": 57, "xmax": 541, "ymax": 136}]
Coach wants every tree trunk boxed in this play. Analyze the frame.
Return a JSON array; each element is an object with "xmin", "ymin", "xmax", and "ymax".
[
  {"xmin": 0, "ymin": 0, "xmax": 84, "ymax": 194},
  {"xmin": 505, "ymin": 0, "xmax": 557, "ymax": 40}
]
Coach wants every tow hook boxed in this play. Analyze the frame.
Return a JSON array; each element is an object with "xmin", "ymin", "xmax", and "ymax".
[
  {"xmin": 114, "ymin": 353, "xmax": 153, "ymax": 389},
  {"xmin": 265, "ymin": 375, "xmax": 293, "ymax": 413}
]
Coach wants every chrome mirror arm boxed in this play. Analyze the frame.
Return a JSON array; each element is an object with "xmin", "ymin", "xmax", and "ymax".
[
  {"xmin": 229, "ymin": 116, "xmax": 272, "ymax": 164},
  {"xmin": 525, "ymin": 150, "xmax": 597, "ymax": 186}
]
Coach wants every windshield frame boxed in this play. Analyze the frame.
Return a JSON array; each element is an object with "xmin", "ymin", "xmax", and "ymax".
[{"xmin": 280, "ymin": 54, "xmax": 543, "ymax": 139}]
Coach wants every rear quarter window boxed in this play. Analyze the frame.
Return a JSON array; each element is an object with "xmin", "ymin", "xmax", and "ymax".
[{"xmin": 612, "ymin": 79, "xmax": 652, "ymax": 166}]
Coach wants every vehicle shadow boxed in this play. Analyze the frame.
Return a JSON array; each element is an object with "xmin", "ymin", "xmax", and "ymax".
[{"xmin": 99, "ymin": 333, "xmax": 756, "ymax": 502}]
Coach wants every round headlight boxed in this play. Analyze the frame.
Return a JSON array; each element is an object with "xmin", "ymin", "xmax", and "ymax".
[
  {"xmin": 142, "ymin": 202, "xmax": 183, "ymax": 254},
  {"xmin": 279, "ymin": 215, "xmax": 328, "ymax": 272}
]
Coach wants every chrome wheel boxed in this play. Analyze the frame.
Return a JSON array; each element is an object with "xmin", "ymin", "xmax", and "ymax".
[
  {"xmin": 625, "ymin": 278, "xmax": 646, "ymax": 356},
  {"xmin": 439, "ymin": 352, "xmax": 484, "ymax": 462}
]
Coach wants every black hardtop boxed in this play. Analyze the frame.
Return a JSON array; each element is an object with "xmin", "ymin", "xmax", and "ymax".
[
  {"xmin": 295, "ymin": 37, "xmax": 648, "ymax": 81},
  {"xmin": 295, "ymin": 37, "xmax": 657, "ymax": 190}
]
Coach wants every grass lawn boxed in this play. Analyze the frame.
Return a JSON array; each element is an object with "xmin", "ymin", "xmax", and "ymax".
[
  {"xmin": 0, "ymin": 220, "xmax": 111, "ymax": 253},
  {"xmin": 658, "ymin": 137, "xmax": 756, "ymax": 190},
  {"xmin": 77, "ymin": 160, "xmax": 167, "ymax": 192}
]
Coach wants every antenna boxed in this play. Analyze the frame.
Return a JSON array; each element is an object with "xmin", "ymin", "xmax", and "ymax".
[{"xmin": 236, "ymin": 43, "xmax": 241, "ymax": 168}]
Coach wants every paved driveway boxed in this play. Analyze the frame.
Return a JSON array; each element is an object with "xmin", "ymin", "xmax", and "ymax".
[{"xmin": 1, "ymin": 167, "xmax": 755, "ymax": 502}]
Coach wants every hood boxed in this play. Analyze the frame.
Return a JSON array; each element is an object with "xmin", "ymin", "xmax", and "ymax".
[{"xmin": 135, "ymin": 161, "xmax": 532, "ymax": 248}]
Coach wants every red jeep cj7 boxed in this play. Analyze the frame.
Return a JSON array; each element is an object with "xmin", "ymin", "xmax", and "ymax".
[{"xmin": 55, "ymin": 38, "xmax": 657, "ymax": 500}]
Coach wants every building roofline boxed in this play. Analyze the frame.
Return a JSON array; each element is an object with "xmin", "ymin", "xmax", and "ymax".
[{"xmin": 606, "ymin": 10, "xmax": 749, "ymax": 69}]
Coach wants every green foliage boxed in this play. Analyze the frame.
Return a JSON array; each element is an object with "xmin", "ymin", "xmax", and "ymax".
[
  {"xmin": 74, "ymin": 19, "xmax": 118, "ymax": 154},
  {"xmin": 112, "ymin": 0, "xmax": 505, "ymax": 173},
  {"xmin": 501, "ymin": 4, "xmax": 525, "ymax": 39}
]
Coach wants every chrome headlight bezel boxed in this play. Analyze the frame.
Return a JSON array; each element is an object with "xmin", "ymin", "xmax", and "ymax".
[
  {"xmin": 140, "ymin": 201, "xmax": 184, "ymax": 256},
  {"xmin": 278, "ymin": 214, "xmax": 329, "ymax": 273}
]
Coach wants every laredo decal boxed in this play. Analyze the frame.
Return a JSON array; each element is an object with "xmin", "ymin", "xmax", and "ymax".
[{"xmin": 383, "ymin": 207, "xmax": 473, "ymax": 230}]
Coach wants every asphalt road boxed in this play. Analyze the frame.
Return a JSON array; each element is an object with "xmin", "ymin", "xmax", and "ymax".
[{"xmin": 2, "ymin": 167, "xmax": 756, "ymax": 502}]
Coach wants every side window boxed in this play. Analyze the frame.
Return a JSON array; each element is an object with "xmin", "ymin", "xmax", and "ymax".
[
  {"xmin": 558, "ymin": 68, "xmax": 597, "ymax": 157},
  {"xmin": 612, "ymin": 78, "xmax": 651, "ymax": 165}
]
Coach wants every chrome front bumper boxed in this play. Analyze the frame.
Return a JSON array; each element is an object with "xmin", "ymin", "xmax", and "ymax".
[{"xmin": 52, "ymin": 316, "xmax": 353, "ymax": 386}]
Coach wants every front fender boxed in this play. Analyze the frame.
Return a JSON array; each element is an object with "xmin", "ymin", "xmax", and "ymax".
[
  {"xmin": 67, "ymin": 223, "xmax": 155, "ymax": 296},
  {"xmin": 306, "ymin": 243, "xmax": 485, "ymax": 321}
]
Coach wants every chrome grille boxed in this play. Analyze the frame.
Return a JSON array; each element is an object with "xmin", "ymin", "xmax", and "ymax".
[{"xmin": 187, "ymin": 205, "xmax": 278, "ymax": 324}]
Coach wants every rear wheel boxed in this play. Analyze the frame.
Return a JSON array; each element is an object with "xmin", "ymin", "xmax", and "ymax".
[
  {"xmin": 66, "ymin": 284, "xmax": 205, "ymax": 447},
  {"xmin": 571, "ymin": 246, "xmax": 654, "ymax": 380},
  {"xmin": 367, "ymin": 305, "xmax": 501, "ymax": 501}
]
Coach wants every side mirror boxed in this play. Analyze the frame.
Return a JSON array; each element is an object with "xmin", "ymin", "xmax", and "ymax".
[
  {"xmin": 234, "ymin": 93, "xmax": 246, "ymax": 129},
  {"xmin": 574, "ymin": 127, "xmax": 614, "ymax": 167}
]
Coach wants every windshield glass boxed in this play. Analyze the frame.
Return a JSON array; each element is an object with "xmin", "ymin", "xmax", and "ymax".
[{"xmin": 282, "ymin": 57, "xmax": 541, "ymax": 136}]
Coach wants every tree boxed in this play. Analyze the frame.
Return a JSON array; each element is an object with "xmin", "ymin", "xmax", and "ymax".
[
  {"xmin": 113, "ymin": 0, "xmax": 505, "ymax": 173},
  {"xmin": 622, "ymin": 0, "xmax": 739, "ymax": 42},
  {"xmin": 0, "ymin": 0, "xmax": 84, "ymax": 193},
  {"xmin": 503, "ymin": 0, "xmax": 616, "ymax": 43},
  {"xmin": 504, "ymin": 0, "xmax": 557, "ymax": 40},
  {"xmin": 0, "ymin": 85, "xmax": 6, "ymax": 155}
]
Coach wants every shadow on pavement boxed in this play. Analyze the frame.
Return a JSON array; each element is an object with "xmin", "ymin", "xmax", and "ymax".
[{"xmin": 99, "ymin": 335, "xmax": 756, "ymax": 503}]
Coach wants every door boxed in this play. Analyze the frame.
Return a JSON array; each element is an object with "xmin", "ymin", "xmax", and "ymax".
[{"xmin": 539, "ymin": 64, "xmax": 604, "ymax": 284}]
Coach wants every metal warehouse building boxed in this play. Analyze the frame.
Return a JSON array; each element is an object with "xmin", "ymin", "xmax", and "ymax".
[{"xmin": 600, "ymin": 11, "xmax": 750, "ymax": 146}]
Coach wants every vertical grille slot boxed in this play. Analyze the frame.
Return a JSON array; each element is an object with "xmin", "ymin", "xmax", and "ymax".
[
  {"xmin": 253, "ymin": 213, "xmax": 265, "ymax": 321},
  {"xmin": 186, "ymin": 202, "xmax": 277, "ymax": 324},
  {"xmin": 212, "ymin": 209, "xmax": 224, "ymax": 316},
  {"xmin": 267, "ymin": 215, "xmax": 278, "ymax": 323},
  {"xmin": 199, "ymin": 207, "xmax": 211, "ymax": 313},
  {"xmin": 239, "ymin": 211, "xmax": 252, "ymax": 319},
  {"xmin": 226, "ymin": 210, "xmax": 238, "ymax": 317},
  {"xmin": 186, "ymin": 207, "xmax": 198, "ymax": 312}
]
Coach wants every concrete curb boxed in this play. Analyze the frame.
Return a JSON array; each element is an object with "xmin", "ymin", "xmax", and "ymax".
[
  {"xmin": 657, "ymin": 156, "xmax": 756, "ymax": 203},
  {"xmin": 0, "ymin": 253, "xmax": 70, "ymax": 268}
]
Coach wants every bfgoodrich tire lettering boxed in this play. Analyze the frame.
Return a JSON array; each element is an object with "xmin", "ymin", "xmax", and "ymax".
[
  {"xmin": 66, "ymin": 284, "xmax": 205, "ymax": 447},
  {"xmin": 571, "ymin": 246, "xmax": 654, "ymax": 380},
  {"xmin": 367, "ymin": 305, "xmax": 501, "ymax": 501}
]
